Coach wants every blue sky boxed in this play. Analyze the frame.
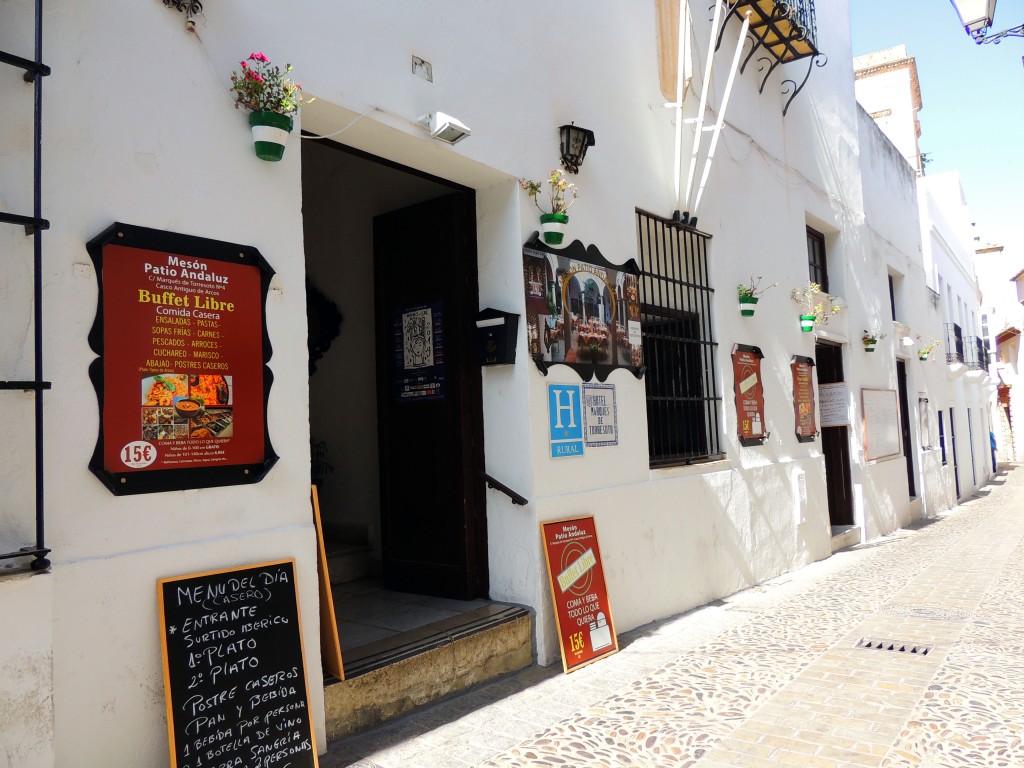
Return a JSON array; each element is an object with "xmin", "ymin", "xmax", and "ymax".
[{"xmin": 849, "ymin": 1, "xmax": 1024, "ymax": 257}]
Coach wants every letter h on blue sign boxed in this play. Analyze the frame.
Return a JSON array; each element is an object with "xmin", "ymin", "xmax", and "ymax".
[{"xmin": 548, "ymin": 384, "xmax": 584, "ymax": 458}]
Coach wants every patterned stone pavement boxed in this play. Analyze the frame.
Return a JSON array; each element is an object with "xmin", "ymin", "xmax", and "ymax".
[{"xmin": 322, "ymin": 465, "xmax": 1024, "ymax": 768}]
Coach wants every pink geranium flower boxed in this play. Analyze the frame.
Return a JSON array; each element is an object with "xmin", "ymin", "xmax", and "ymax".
[{"xmin": 229, "ymin": 51, "xmax": 311, "ymax": 116}]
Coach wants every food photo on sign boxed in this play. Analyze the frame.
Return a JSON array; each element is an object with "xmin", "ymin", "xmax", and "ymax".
[{"xmin": 140, "ymin": 374, "xmax": 233, "ymax": 441}]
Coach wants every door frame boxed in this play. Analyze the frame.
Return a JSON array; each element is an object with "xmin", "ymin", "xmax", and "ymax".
[{"xmin": 815, "ymin": 341, "xmax": 854, "ymax": 528}]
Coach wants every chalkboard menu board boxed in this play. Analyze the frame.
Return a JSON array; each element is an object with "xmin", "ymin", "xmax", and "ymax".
[{"xmin": 157, "ymin": 559, "xmax": 318, "ymax": 768}]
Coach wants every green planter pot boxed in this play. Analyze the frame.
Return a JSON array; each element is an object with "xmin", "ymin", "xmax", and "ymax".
[
  {"xmin": 799, "ymin": 314, "xmax": 815, "ymax": 332},
  {"xmin": 540, "ymin": 213, "xmax": 569, "ymax": 245},
  {"xmin": 919, "ymin": 354, "xmax": 929, "ymax": 361},
  {"xmin": 249, "ymin": 110, "xmax": 294, "ymax": 162},
  {"xmin": 864, "ymin": 342, "xmax": 876, "ymax": 352},
  {"xmin": 739, "ymin": 295, "xmax": 758, "ymax": 317}
]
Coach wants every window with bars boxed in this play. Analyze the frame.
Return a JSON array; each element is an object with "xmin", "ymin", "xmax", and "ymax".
[
  {"xmin": 807, "ymin": 226, "xmax": 828, "ymax": 291},
  {"xmin": 636, "ymin": 209, "xmax": 722, "ymax": 467}
]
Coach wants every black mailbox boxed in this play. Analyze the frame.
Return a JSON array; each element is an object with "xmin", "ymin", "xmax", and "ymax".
[{"xmin": 475, "ymin": 308, "xmax": 519, "ymax": 366}]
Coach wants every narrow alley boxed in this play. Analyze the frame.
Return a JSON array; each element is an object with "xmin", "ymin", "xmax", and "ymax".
[{"xmin": 325, "ymin": 465, "xmax": 1024, "ymax": 768}]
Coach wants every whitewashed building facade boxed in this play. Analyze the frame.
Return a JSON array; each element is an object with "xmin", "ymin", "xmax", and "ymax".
[{"xmin": 0, "ymin": 1, "xmax": 966, "ymax": 764}]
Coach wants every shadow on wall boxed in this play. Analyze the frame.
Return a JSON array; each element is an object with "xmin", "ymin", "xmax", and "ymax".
[{"xmin": 684, "ymin": 459, "xmax": 831, "ymax": 607}]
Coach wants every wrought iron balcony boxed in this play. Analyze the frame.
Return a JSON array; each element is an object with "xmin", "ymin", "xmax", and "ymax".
[
  {"xmin": 734, "ymin": 0, "xmax": 818, "ymax": 62},
  {"xmin": 717, "ymin": 0, "xmax": 825, "ymax": 115},
  {"xmin": 964, "ymin": 335, "xmax": 989, "ymax": 371},
  {"xmin": 945, "ymin": 323, "xmax": 964, "ymax": 365}
]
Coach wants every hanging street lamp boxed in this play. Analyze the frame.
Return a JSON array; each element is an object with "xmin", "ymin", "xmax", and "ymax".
[{"xmin": 949, "ymin": 0, "xmax": 1024, "ymax": 43}]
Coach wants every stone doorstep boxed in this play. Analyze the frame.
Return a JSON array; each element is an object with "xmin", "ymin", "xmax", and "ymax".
[
  {"xmin": 325, "ymin": 543, "xmax": 373, "ymax": 585},
  {"xmin": 324, "ymin": 605, "xmax": 533, "ymax": 741},
  {"xmin": 831, "ymin": 525, "xmax": 862, "ymax": 553}
]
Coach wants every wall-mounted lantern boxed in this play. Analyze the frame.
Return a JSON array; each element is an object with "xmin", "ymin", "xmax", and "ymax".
[{"xmin": 559, "ymin": 123, "xmax": 596, "ymax": 174}]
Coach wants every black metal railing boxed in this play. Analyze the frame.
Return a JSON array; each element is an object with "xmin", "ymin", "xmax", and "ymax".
[
  {"xmin": 1, "ymin": 0, "xmax": 51, "ymax": 571},
  {"xmin": 481, "ymin": 472, "xmax": 527, "ymax": 506},
  {"xmin": 637, "ymin": 210, "xmax": 723, "ymax": 468},
  {"xmin": 945, "ymin": 323, "xmax": 964, "ymax": 365},
  {"xmin": 727, "ymin": 0, "xmax": 819, "ymax": 61},
  {"xmin": 788, "ymin": 0, "xmax": 819, "ymax": 49},
  {"xmin": 717, "ymin": 0, "xmax": 825, "ymax": 116},
  {"xmin": 965, "ymin": 336, "xmax": 989, "ymax": 371}
]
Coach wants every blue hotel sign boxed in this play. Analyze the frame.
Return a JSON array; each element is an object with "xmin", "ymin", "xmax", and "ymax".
[{"xmin": 548, "ymin": 384, "xmax": 584, "ymax": 458}]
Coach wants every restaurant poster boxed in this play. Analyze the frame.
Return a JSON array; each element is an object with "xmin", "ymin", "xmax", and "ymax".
[
  {"xmin": 522, "ymin": 234, "xmax": 643, "ymax": 382},
  {"xmin": 732, "ymin": 344, "xmax": 767, "ymax": 446},
  {"xmin": 791, "ymin": 355, "xmax": 817, "ymax": 442},
  {"xmin": 392, "ymin": 301, "xmax": 445, "ymax": 401},
  {"xmin": 540, "ymin": 516, "xmax": 618, "ymax": 673},
  {"xmin": 87, "ymin": 223, "xmax": 277, "ymax": 495}
]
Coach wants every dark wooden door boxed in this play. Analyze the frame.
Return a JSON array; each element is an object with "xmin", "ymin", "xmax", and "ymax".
[
  {"xmin": 949, "ymin": 407, "xmax": 961, "ymax": 498},
  {"xmin": 374, "ymin": 192, "xmax": 486, "ymax": 599},
  {"xmin": 896, "ymin": 360, "xmax": 916, "ymax": 497},
  {"xmin": 815, "ymin": 342, "xmax": 854, "ymax": 526}
]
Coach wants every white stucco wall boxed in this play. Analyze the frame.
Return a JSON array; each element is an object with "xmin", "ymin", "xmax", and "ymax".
[
  {"xmin": 0, "ymin": 0, "xmax": 964, "ymax": 762},
  {"xmin": 2, "ymin": 1, "xmax": 323, "ymax": 765},
  {"xmin": 918, "ymin": 172, "xmax": 993, "ymax": 499}
]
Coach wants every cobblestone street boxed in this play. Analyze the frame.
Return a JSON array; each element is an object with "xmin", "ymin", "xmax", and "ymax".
[{"xmin": 323, "ymin": 465, "xmax": 1024, "ymax": 768}]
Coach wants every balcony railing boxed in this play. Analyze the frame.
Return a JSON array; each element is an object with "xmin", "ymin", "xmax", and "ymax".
[
  {"xmin": 964, "ymin": 335, "xmax": 989, "ymax": 371},
  {"xmin": 945, "ymin": 323, "xmax": 964, "ymax": 365},
  {"xmin": 717, "ymin": 0, "xmax": 825, "ymax": 115}
]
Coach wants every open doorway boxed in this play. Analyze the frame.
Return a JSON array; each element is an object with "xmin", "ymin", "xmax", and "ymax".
[
  {"xmin": 815, "ymin": 341, "xmax": 854, "ymax": 529},
  {"xmin": 302, "ymin": 139, "xmax": 488, "ymax": 674}
]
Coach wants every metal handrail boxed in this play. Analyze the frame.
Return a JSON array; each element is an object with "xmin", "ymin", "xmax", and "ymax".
[{"xmin": 481, "ymin": 472, "xmax": 528, "ymax": 506}]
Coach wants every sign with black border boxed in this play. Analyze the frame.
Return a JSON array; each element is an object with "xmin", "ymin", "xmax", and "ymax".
[
  {"xmin": 522, "ymin": 234, "xmax": 644, "ymax": 382},
  {"xmin": 87, "ymin": 222, "xmax": 277, "ymax": 495},
  {"xmin": 791, "ymin": 355, "xmax": 817, "ymax": 442}
]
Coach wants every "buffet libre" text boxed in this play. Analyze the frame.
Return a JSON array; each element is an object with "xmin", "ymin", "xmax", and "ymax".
[{"xmin": 138, "ymin": 289, "xmax": 235, "ymax": 312}]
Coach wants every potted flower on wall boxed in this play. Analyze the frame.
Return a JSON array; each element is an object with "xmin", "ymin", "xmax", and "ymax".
[
  {"xmin": 519, "ymin": 169, "xmax": 578, "ymax": 245},
  {"xmin": 230, "ymin": 52, "xmax": 310, "ymax": 161},
  {"xmin": 861, "ymin": 327, "xmax": 887, "ymax": 352},
  {"xmin": 737, "ymin": 275, "xmax": 777, "ymax": 317},
  {"xmin": 918, "ymin": 336, "xmax": 940, "ymax": 361},
  {"xmin": 790, "ymin": 281, "xmax": 842, "ymax": 332}
]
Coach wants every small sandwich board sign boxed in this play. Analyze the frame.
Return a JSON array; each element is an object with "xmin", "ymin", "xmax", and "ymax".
[{"xmin": 541, "ymin": 515, "xmax": 618, "ymax": 673}]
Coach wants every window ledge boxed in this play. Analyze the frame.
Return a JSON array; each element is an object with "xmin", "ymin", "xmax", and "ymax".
[{"xmin": 651, "ymin": 456, "xmax": 731, "ymax": 480}]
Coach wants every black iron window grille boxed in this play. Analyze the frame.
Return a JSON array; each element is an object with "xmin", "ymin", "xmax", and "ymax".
[
  {"xmin": 945, "ymin": 323, "xmax": 964, "ymax": 365},
  {"xmin": 1, "ymin": 0, "xmax": 51, "ymax": 571},
  {"xmin": 636, "ymin": 209, "xmax": 723, "ymax": 467}
]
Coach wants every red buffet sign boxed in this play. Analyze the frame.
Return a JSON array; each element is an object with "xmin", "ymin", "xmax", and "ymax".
[
  {"xmin": 732, "ymin": 344, "xmax": 767, "ymax": 446},
  {"xmin": 541, "ymin": 516, "xmax": 618, "ymax": 673},
  {"xmin": 87, "ymin": 223, "xmax": 277, "ymax": 495},
  {"xmin": 791, "ymin": 355, "xmax": 817, "ymax": 442}
]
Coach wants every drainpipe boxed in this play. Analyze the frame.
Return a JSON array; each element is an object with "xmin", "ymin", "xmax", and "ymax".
[
  {"xmin": 681, "ymin": 0, "xmax": 724, "ymax": 213},
  {"xmin": 691, "ymin": 10, "xmax": 751, "ymax": 217}
]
